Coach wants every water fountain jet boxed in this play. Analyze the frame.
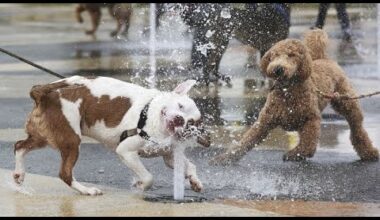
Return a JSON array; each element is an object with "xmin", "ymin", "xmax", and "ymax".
[
  {"xmin": 173, "ymin": 143, "xmax": 185, "ymax": 200},
  {"xmin": 148, "ymin": 3, "xmax": 156, "ymax": 89}
]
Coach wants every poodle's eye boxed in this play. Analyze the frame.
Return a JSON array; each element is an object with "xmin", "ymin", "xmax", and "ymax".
[
  {"xmin": 178, "ymin": 103, "xmax": 184, "ymax": 109},
  {"xmin": 288, "ymin": 53, "xmax": 296, "ymax": 57}
]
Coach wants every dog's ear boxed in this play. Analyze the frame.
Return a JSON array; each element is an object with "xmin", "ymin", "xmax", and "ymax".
[
  {"xmin": 296, "ymin": 48, "xmax": 313, "ymax": 81},
  {"xmin": 173, "ymin": 80, "xmax": 197, "ymax": 95},
  {"xmin": 260, "ymin": 50, "xmax": 271, "ymax": 76}
]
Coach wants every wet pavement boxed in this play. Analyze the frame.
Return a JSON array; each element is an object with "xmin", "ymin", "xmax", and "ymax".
[
  {"xmin": 0, "ymin": 168, "xmax": 279, "ymax": 216},
  {"xmin": 1, "ymin": 168, "xmax": 379, "ymax": 216},
  {"xmin": 0, "ymin": 3, "xmax": 379, "ymax": 216}
]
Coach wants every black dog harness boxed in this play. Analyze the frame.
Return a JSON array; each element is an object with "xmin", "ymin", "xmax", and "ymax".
[{"xmin": 119, "ymin": 101, "xmax": 152, "ymax": 143}]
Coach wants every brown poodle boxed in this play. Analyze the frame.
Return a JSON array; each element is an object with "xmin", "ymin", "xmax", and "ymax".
[{"xmin": 210, "ymin": 29, "xmax": 379, "ymax": 165}]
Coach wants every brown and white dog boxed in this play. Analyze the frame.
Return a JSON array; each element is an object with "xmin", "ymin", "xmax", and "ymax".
[{"xmin": 13, "ymin": 76, "xmax": 210, "ymax": 195}]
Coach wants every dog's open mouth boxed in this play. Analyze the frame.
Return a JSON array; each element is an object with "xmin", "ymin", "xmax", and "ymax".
[
  {"xmin": 165, "ymin": 117, "xmax": 211, "ymax": 148},
  {"xmin": 167, "ymin": 121, "xmax": 183, "ymax": 135}
]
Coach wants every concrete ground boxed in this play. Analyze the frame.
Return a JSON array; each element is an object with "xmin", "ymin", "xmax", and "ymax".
[
  {"xmin": 2, "ymin": 168, "xmax": 379, "ymax": 217},
  {"xmin": 0, "ymin": 3, "xmax": 379, "ymax": 216}
]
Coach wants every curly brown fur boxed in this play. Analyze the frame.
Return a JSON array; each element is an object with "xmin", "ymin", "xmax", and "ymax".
[
  {"xmin": 303, "ymin": 28, "xmax": 329, "ymax": 60},
  {"xmin": 210, "ymin": 29, "xmax": 379, "ymax": 165}
]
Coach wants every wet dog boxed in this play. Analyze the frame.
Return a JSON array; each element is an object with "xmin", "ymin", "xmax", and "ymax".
[
  {"xmin": 210, "ymin": 29, "xmax": 379, "ymax": 165},
  {"xmin": 13, "ymin": 76, "xmax": 210, "ymax": 195},
  {"xmin": 76, "ymin": 3, "xmax": 132, "ymax": 37}
]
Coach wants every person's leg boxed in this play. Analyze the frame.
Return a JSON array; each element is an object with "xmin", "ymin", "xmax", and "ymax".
[
  {"xmin": 315, "ymin": 3, "xmax": 330, "ymax": 29},
  {"xmin": 335, "ymin": 3, "xmax": 352, "ymax": 41},
  {"xmin": 334, "ymin": 3, "xmax": 361, "ymax": 59}
]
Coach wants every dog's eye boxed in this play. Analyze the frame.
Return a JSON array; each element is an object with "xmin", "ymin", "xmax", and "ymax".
[
  {"xmin": 288, "ymin": 53, "xmax": 296, "ymax": 57},
  {"xmin": 178, "ymin": 103, "xmax": 184, "ymax": 109}
]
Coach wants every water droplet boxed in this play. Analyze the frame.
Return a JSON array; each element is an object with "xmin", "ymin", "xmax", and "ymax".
[
  {"xmin": 221, "ymin": 8, "xmax": 231, "ymax": 19},
  {"xmin": 206, "ymin": 30, "xmax": 215, "ymax": 38}
]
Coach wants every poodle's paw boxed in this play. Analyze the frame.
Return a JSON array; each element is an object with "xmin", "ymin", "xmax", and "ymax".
[
  {"xmin": 187, "ymin": 175, "xmax": 203, "ymax": 192},
  {"xmin": 283, "ymin": 151, "xmax": 307, "ymax": 162},
  {"xmin": 12, "ymin": 171, "xmax": 25, "ymax": 185},
  {"xmin": 359, "ymin": 148, "xmax": 379, "ymax": 162}
]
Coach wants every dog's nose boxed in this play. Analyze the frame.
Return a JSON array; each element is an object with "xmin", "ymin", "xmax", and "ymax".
[
  {"xmin": 273, "ymin": 66, "xmax": 284, "ymax": 77},
  {"xmin": 174, "ymin": 115, "xmax": 185, "ymax": 127}
]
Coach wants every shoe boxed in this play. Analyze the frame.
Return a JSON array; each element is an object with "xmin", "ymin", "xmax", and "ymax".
[
  {"xmin": 310, "ymin": 25, "xmax": 323, "ymax": 30},
  {"xmin": 338, "ymin": 39, "xmax": 362, "ymax": 63}
]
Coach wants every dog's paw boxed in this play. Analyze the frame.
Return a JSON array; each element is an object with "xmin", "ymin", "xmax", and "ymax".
[
  {"xmin": 133, "ymin": 177, "xmax": 153, "ymax": 191},
  {"xmin": 12, "ymin": 171, "xmax": 25, "ymax": 185},
  {"xmin": 282, "ymin": 152, "xmax": 306, "ymax": 162},
  {"xmin": 359, "ymin": 148, "xmax": 379, "ymax": 162},
  {"xmin": 187, "ymin": 176, "xmax": 203, "ymax": 192},
  {"xmin": 133, "ymin": 181, "xmax": 151, "ymax": 191},
  {"xmin": 81, "ymin": 187, "xmax": 103, "ymax": 196}
]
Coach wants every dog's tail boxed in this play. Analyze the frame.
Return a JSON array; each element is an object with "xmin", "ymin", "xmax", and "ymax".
[
  {"xmin": 30, "ymin": 81, "xmax": 68, "ymax": 106},
  {"xmin": 303, "ymin": 28, "xmax": 329, "ymax": 60}
]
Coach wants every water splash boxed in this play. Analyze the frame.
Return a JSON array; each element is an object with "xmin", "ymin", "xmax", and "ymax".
[
  {"xmin": 220, "ymin": 7, "xmax": 231, "ymax": 19},
  {"xmin": 205, "ymin": 30, "xmax": 215, "ymax": 38},
  {"xmin": 196, "ymin": 42, "xmax": 216, "ymax": 57}
]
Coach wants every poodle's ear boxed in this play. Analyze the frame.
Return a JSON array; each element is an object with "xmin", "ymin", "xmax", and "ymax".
[
  {"xmin": 296, "ymin": 49, "xmax": 313, "ymax": 81},
  {"xmin": 260, "ymin": 50, "xmax": 272, "ymax": 76}
]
